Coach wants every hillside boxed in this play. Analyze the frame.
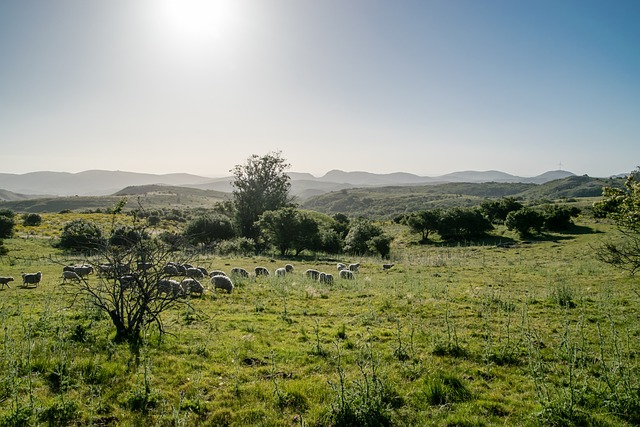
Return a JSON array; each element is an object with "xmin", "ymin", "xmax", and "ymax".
[
  {"xmin": 0, "ymin": 185, "xmax": 229, "ymax": 213},
  {"xmin": 0, "ymin": 168, "xmax": 585, "ymax": 198},
  {"xmin": 302, "ymin": 176, "xmax": 625, "ymax": 218}
]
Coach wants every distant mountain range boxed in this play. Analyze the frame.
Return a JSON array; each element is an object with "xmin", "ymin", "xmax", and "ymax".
[{"xmin": 0, "ymin": 168, "xmax": 594, "ymax": 201}]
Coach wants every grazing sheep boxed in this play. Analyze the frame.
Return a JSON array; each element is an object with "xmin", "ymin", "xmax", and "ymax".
[
  {"xmin": 97, "ymin": 263, "xmax": 130, "ymax": 278},
  {"xmin": 318, "ymin": 272, "xmax": 334, "ymax": 285},
  {"xmin": 275, "ymin": 267, "xmax": 287, "ymax": 277},
  {"xmin": 118, "ymin": 274, "xmax": 139, "ymax": 290},
  {"xmin": 285, "ymin": 264, "xmax": 294, "ymax": 273},
  {"xmin": 157, "ymin": 279, "xmax": 183, "ymax": 296},
  {"xmin": 337, "ymin": 263, "xmax": 346, "ymax": 271},
  {"xmin": 21, "ymin": 272, "xmax": 42, "ymax": 287},
  {"xmin": 210, "ymin": 270, "xmax": 228, "ymax": 277},
  {"xmin": 63, "ymin": 265, "xmax": 76, "ymax": 272},
  {"xmin": 181, "ymin": 278, "xmax": 204, "ymax": 297},
  {"xmin": 0, "ymin": 276, "xmax": 14, "ymax": 289},
  {"xmin": 197, "ymin": 266, "xmax": 209, "ymax": 277},
  {"xmin": 254, "ymin": 267, "xmax": 270, "ymax": 277},
  {"xmin": 186, "ymin": 267, "xmax": 205, "ymax": 279},
  {"xmin": 74, "ymin": 265, "xmax": 94, "ymax": 277},
  {"xmin": 62, "ymin": 270, "xmax": 82, "ymax": 283},
  {"xmin": 339, "ymin": 269, "xmax": 354, "ymax": 280},
  {"xmin": 163, "ymin": 264, "xmax": 180, "ymax": 276},
  {"xmin": 348, "ymin": 263, "xmax": 360, "ymax": 272},
  {"xmin": 230, "ymin": 267, "xmax": 249, "ymax": 278},
  {"xmin": 305, "ymin": 269, "xmax": 320, "ymax": 280},
  {"xmin": 211, "ymin": 275, "xmax": 234, "ymax": 293},
  {"xmin": 382, "ymin": 263, "xmax": 394, "ymax": 271}
]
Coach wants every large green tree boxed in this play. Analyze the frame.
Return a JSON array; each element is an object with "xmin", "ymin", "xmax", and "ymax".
[
  {"xmin": 0, "ymin": 210, "xmax": 15, "ymax": 238},
  {"xmin": 404, "ymin": 209, "xmax": 441, "ymax": 242},
  {"xmin": 58, "ymin": 219, "xmax": 106, "ymax": 254},
  {"xmin": 257, "ymin": 207, "xmax": 321, "ymax": 256},
  {"xmin": 231, "ymin": 152, "xmax": 293, "ymax": 241},
  {"xmin": 344, "ymin": 218, "xmax": 391, "ymax": 257},
  {"xmin": 184, "ymin": 214, "xmax": 235, "ymax": 247},
  {"xmin": 595, "ymin": 169, "xmax": 640, "ymax": 275}
]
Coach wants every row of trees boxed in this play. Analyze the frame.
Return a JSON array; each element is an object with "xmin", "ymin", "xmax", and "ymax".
[{"xmin": 402, "ymin": 198, "xmax": 581, "ymax": 241}]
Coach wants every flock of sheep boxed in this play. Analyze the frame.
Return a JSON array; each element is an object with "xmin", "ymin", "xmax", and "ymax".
[
  {"xmin": 0, "ymin": 271, "xmax": 42, "ymax": 289},
  {"xmin": 0, "ymin": 260, "xmax": 380, "ymax": 294}
]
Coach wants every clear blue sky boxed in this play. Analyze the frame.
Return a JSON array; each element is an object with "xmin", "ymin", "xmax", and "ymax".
[{"xmin": 1, "ymin": 0, "xmax": 638, "ymax": 177}]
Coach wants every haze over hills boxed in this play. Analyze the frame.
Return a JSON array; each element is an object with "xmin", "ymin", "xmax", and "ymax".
[{"xmin": 0, "ymin": 168, "xmax": 589, "ymax": 199}]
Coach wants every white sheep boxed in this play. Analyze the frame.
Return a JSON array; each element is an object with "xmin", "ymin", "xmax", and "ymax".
[
  {"xmin": 230, "ymin": 267, "xmax": 249, "ymax": 278},
  {"xmin": 339, "ymin": 269, "xmax": 354, "ymax": 280},
  {"xmin": 254, "ymin": 267, "xmax": 270, "ymax": 277},
  {"xmin": 157, "ymin": 279, "xmax": 183, "ymax": 296},
  {"xmin": 209, "ymin": 270, "xmax": 228, "ymax": 277},
  {"xmin": 181, "ymin": 278, "xmax": 204, "ymax": 297},
  {"xmin": 305, "ymin": 269, "xmax": 320, "ymax": 280},
  {"xmin": 163, "ymin": 264, "xmax": 180, "ymax": 276},
  {"xmin": 276, "ymin": 267, "xmax": 287, "ymax": 277},
  {"xmin": 0, "ymin": 276, "xmax": 14, "ymax": 289},
  {"xmin": 348, "ymin": 263, "xmax": 360, "ymax": 272},
  {"xmin": 337, "ymin": 263, "xmax": 346, "ymax": 271},
  {"xmin": 62, "ymin": 270, "xmax": 82, "ymax": 283},
  {"xmin": 319, "ymin": 272, "xmax": 334, "ymax": 285},
  {"xmin": 21, "ymin": 271, "xmax": 42, "ymax": 287},
  {"xmin": 74, "ymin": 264, "xmax": 94, "ymax": 277},
  {"xmin": 186, "ymin": 267, "xmax": 205, "ymax": 279},
  {"xmin": 118, "ymin": 274, "xmax": 138, "ymax": 290},
  {"xmin": 211, "ymin": 275, "xmax": 234, "ymax": 293}
]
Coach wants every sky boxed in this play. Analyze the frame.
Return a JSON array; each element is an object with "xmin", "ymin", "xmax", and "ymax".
[{"xmin": 1, "ymin": 0, "xmax": 639, "ymax": 178}]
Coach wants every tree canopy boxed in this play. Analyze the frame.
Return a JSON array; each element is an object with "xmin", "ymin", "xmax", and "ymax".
[
  {"xmin": 595, "ymin": 169, "xmax": 640, "ymax": 275},
  {"xmin": 231, "ymin": 151, "xmax": 293, "ymax": 241}
]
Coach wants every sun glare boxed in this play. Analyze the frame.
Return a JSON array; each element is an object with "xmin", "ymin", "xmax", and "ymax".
[{"xmin": 154, "ymin": 0, "xmax": 240, "ymax": 46}]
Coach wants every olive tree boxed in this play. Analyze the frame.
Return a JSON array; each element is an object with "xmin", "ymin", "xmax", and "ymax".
[
  {"xmin": 595, "ymin": 169, "xmax": 640, "ymax": 275},
  {"xmin": 231, "ymin": 151, "xmax": 293, "ymax": 241}
]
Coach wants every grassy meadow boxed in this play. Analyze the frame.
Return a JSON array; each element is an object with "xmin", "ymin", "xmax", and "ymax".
[{"xmin": 1, "ymin": 212, "xmax": 639, "ymax": 426}]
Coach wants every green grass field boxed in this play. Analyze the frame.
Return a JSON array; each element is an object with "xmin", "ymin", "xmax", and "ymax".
[{"xmin": 1, "ymin": 214, "xmax": 638, "ymax": 426}]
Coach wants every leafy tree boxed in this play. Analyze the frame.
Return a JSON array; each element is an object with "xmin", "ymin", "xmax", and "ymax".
[
  {"xmin": 367, "ymin": 234, "xmax": 392, "ymax": 258},
  {"xmin": 22, "ymin": 213, "xmax": 42, "ymax": 226},
  {"xmin": 595, "ymin": 169, "xmax": 640, "ymax": 275},
  {"xmin": 58, "ymin": 219, "xmax": 106, "ymax": 254},
  {"xmin": 480, "ymin": 198, "xmax": 523, "ymax": 224},
  {"xmin": 257, "ymin": 207, "xmax": 321, "ymax": 256},
  {"xmin": 542, "ymin": 205, "xmax": 580, "ymax": 232},
  {"xmin": 0, "ymin": 209, "xmax": 15, "ymax": 219},
  {"xmin": 505, "ymin": 208, "xmax": 545, "ymax": 237},
  {"xmin": 344, "ymin": 218, "xmax": 391, "ymax": 256},
  {"xmin": 0, "ymin": 215, "xmax": 15, "ymax": 239},
  {"xmin": 109, "ymin": 225, "xmax": 149, "ymax": 248},
  {"xmin": 436, "ymin": 208, "xmax": 493, "ymax": 240},
  {"xmin": 404, "ymin": 210, "xmax": 441, "ymax": 241},
  {"xmin": 330, "ymin": 213, "xmax": 351, "ymax": 238},
  {"xmin": 231, "ymin": 151, "xmax": 293, "ymax": 241},
  {"xmin": 184, "ymin": 214, "xmax": 235, "ymax": 247}
]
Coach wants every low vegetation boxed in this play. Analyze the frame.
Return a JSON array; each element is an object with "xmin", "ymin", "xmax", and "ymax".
[
  {"xmin": 1, "ymin": 162, "xmax": 638, "ymax": 425},
  {"xmin": 0, "ymin": 205, "xmax": 639, "ymax": 425}
]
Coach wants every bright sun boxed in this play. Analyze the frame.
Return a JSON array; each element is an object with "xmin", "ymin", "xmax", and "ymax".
[{"xmin": 154, "ymin": 0, "xmax": 240, "ymax": 46}]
